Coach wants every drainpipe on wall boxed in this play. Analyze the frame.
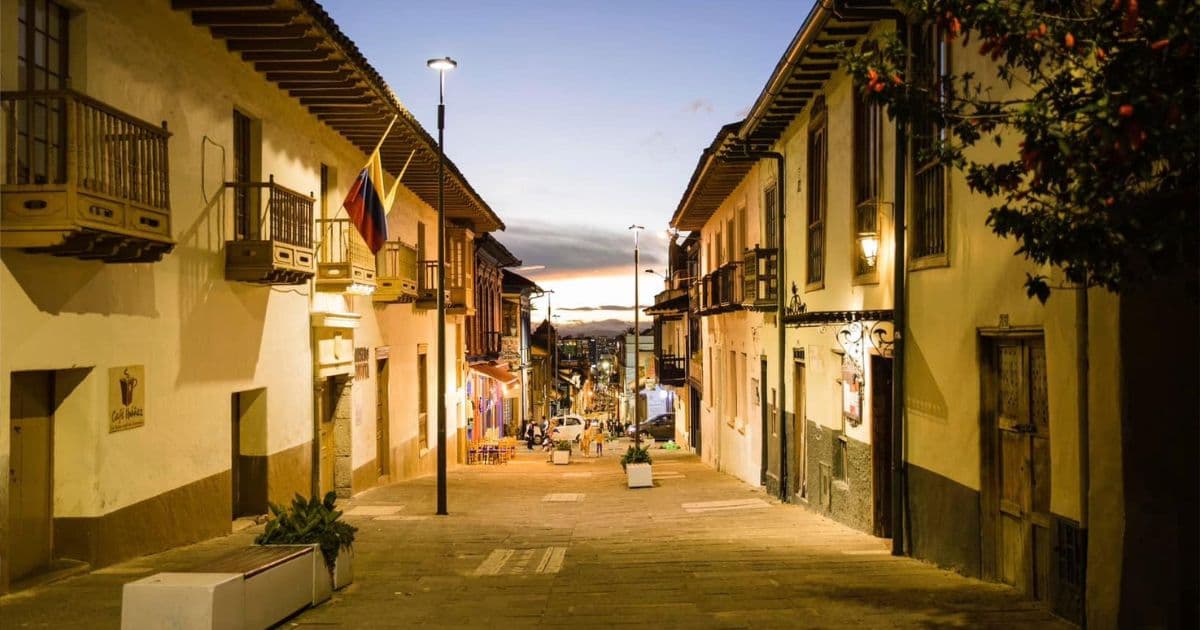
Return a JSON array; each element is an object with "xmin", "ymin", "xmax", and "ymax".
[
  {"xmin": 891, "ymin": 15, "xmax": 909, "ymax": 557},
  {"xmin": 1076, "ymin": 286, "xmax": 1090, "ymax": 528}
]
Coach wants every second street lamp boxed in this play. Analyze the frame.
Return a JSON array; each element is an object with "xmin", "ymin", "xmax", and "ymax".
[
  {"xmin": 628, "ymin": 224, "xmax": 644, "ymax": 447},
  {"xmin": 427, "ymin": 55, "xmax": 456, "ymax": 517}
]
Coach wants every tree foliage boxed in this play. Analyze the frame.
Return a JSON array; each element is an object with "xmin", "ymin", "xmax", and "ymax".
[{"xmin": 843, "ymin": 0, "xmax": 1198, "ymax": 301}]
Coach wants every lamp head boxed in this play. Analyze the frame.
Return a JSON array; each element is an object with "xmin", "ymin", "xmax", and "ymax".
[
  {"xmin": 860, "ymin": 235, "xmax": 880, "ymax": 267},
  {"xmin": 427, "ymin": 57, "xmax": 458, "ymax": 72}
]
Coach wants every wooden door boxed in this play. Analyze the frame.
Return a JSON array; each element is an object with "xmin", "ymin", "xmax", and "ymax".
[
  {"xmin": 9, "ymin": 372, "xmax": 53, "ymax": 581},
  {"xmin": 376, "ymin": 358, "xmax": 390, "ymax": 478},
  {"xmin": 319, "ymin": 377, "xmax": 337, "ymax": 497},
  {"xmin": 994, "ymin": 338, "xmax": 1052, "ymax": 602},
  {"xmin": 231, "ymin": 393, "xmax": 241, "ymax": 516},
  {"xmin": 793, "ymin": 360, "xmax": 807, "ymax": 500},
  {"xmin": 871, "ymin": 356, "xmax": 893, "ymax": 538},
  {"xmin": 760, "ymin": 358, "xmax": 769, "ymax": 486}
]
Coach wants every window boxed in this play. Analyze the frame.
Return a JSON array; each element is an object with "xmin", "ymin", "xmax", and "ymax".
[
  {"xmin": 416, "ymin": 221, "xmax": 426, "ymax": 261},
  {"xmin": 503, "ymin": 301, "xmax": 519, "ymax": 337},
  {"xmin": 15, "ymin": 0, "xmax": 70, "ymax": 185},
  {"xmin": 854, "ymin": 71, "xmax": 884, "ymax": 281},
  {"xmin": 727, "ymin": 350, "xmax": 738, "ymax": 426},
  {"xmin": 740, "ymin": 352, "xmax": 748, "ymax": 429},
  {"xmin": 737, "ymin": 206, "xmax": 748, "ymax": 255},
  {"xmin": 417, "ymin": 350, "xmax": 429, "ymax": 448},
  {"xmin": 232, "ymin": 109, "xmax": 254, "ymax": 239},
  {"xmin": 725, "ymin": 218, "xmax": 736, "ymax": 264},
  {"xmin": 911, "ymin": 22, "xmax": 949, "ymax": 263},
  {"xmin": 763, "ymin": 185, "xmax": 778, "ymax": 249},
  {"xmin": 806, "ymin": 96, "xmax": 828, "ymax": 289}
]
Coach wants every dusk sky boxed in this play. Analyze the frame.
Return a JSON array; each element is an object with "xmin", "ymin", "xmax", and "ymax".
[{"xmin": 325, "ymin": 1, "xmax": 806, "ymax": 329}]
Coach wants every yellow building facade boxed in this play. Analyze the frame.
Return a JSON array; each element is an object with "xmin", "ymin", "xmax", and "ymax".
[
  {"xmin": 671, "ymin": 4, "xmax": 1195, "ymax": 627},
  {"xmin": 0, "ymin": 0, "xmax": 500, "ymax": 592}
]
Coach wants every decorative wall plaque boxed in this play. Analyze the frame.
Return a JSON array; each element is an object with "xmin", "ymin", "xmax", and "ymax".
[{"xmin": 109, "ymin": 365, "xmax": 146, "ymax": 433}]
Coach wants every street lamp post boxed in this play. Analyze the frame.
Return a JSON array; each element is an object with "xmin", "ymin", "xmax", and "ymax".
[
  {"xmin": 535, "ymin": 289, "xmax": 555, "ymax": 421},
  {"xmin": 628, "ymin": 224, "xmax": 644, "ymax": 447},
  {"xmin": 427, "ymin": 56, "xmax": 456, "ymax": 517}
]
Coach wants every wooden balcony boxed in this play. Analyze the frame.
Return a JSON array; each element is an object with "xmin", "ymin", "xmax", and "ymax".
[
  {"xmin": 1, "ymin": 89, "xmax": 174, "ymax": 262},
  {"xmin": 697, "ymin": 263, "xmax": 743, "ymax": 316},
  {"xmin": 657, "ymin": 354, "xmax": 686, "ymax": 387},
  {"xmin": 224, "ymin": 176, "xmax": 314, "ymax": 285},
  {"xmin": 315, "ymin": 218, "xmax": 376, "ymax": 293},
  {"xmin": 374, "ymin": 240, "xmax": 418, "ymax": 303},
  {"xmin": 743, "ymin": 247, "xmax": 779, "ymax": 309},
  {"xmin": 414, "ymin": 226, "xmax": 475, "ymax": 315}
]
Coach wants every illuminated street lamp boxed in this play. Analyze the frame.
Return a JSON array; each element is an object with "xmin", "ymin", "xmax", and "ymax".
[
  {"xmin": 628, "ymin": 224, "xmax": 644, "ymax": 446},
  {"xmin": 427, "ymin": 55, "xmax": 456, "ymax": 517}
]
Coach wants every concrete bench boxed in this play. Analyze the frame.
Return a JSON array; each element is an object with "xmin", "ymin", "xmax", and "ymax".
[{"xmin": 121, "ymin": 545, "xmax": 323, "ymax": 630}]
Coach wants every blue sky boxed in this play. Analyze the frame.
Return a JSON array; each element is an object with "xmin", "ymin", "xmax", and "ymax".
[{"xmin": 324, "ymin": 0, "xmax": 808, "ymax": 326}]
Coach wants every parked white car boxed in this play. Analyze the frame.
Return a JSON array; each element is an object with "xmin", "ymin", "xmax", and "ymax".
[{"xmin": 549, "ymin": 415, "xmax": 586, "ymax": 442}]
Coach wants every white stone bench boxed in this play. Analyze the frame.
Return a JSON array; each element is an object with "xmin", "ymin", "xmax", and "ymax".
[{"xmin": 121, "ymin": 545, "xmax": 322, "ymax": 630}]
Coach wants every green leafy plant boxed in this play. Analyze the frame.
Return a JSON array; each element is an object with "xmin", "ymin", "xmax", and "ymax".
[
  {"xmin": 620, "ymin": 445, "xmax": 652, "ymax": 471},
  {"xmin": 554, "ymin": 439, "xmax": 572, "ymax": 451},
  {"xmin": 255, "ymin": 491, "xmax": 357, "ymax": 573}
]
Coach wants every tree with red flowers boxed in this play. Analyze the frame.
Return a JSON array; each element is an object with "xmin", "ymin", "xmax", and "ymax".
[{"xmin": 843, "ymin": 0, "xmax": 1198, "ymax": 301}]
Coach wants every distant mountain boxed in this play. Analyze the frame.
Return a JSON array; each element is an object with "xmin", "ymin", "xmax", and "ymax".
[{"xmin": 558, "ymin": 318, "xmax": 631, "ymax": 338}]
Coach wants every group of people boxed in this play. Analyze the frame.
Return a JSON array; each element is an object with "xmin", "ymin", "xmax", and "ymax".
[{"xmin": 520, "ymin": 418, "xmax": 615, "ymax": 457}]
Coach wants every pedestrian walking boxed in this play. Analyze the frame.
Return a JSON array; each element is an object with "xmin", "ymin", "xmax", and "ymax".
[
  {"xmin": 524, "ymin": 422, "xmax": 536, "ymax": 451},
  {"xmin": 594, "ymin": 423, "xmax": 605, "ymax": 457},
  {"xmin": 580, "ymin": 422, "xmax": 594, "ymax": 458}
]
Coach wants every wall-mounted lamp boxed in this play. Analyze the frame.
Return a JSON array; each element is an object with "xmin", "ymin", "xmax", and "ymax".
[{"xmin": 859, "ymin": 235, "xmax": 879, "ymax": 268}]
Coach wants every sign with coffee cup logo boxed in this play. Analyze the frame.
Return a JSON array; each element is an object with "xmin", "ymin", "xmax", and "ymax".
[{"xmin": 109, "ymin": 365, "xmax": 146, "ymax": 432}]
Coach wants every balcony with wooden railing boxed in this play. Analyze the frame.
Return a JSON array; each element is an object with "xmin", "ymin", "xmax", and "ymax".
[
  {"xmin": 1, "ymin": 89, "xmax": 174, "ymax": 262},
  {"xmin": 315, "ymin": 218, "xmax": 376, "ymax": 293},
  {"xmin": 657, "ymin": 353, "xmax": 686, "ymax": 387},
  {"xmin": 374, "ymin": 240, "xmax": 418, "ymax": 303},
  {"xmin": 743, "ymin": 247, "xmax": 779, "ymax": 309},
  {"xmin": 414, "ymin": 226, "xmax": 475, "ymax": 314},
  {"xmin": 224, "ymin": 175, "xmax": 314, "ymax": 285},
  {"xmin": 698, "ymin": 263, "xmax": 743, "ymax": 316}
]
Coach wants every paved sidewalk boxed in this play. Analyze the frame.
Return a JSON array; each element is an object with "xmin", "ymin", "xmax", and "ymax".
[{"xmin": 1, "ymin": 441, "xmax": 1071, "ymax": 628}]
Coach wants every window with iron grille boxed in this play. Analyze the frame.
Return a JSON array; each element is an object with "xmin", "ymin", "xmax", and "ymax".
[
  {"xmin": 15, "ymin": 0, "xmax": 70, "ymax": 185},
  {"xmin": 854, "ymin": 70, "xmax": 884, "ymax": 281},
  {"xmin": 911, "ymin": 22, "xmax": 949, "ymax": 262},
  {"xmin": 806, "ymin": 96, "xmax": 828, "ymax": 288},
  {"xmin": 764, "ymin": 184, "xmax": 778, "ymax": 249}
]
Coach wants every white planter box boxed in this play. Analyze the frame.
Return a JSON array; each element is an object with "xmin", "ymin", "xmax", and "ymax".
[
  {"xmin": 121, "ymin": 572, "xmax": 244, "ymax": 630},
  {"xmin": 552, "ymin": 450, "xmax": 571, "ymax": 465},
  {"xmin": 243, "ymin": 550, "xmax": 313, "ymax": 630},
  {"xmin": 312, "ymin": 546, "xmax": 354, "ymax": 604},
  {"xmin": 626, "ymin": 463, "xmax": 653, "ymax": 488}
]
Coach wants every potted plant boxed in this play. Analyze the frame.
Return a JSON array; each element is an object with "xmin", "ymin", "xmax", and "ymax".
[
  {"xmin": 552, "ymin": 439, "xmax": 572, "ymax": 465},
  {"xmin": 621, "ymin": 444, "xmax": 653, "ymax": 488},
  {"xmin": 256, "ymin": 492, "xmax": 357, "ymax": 602}
]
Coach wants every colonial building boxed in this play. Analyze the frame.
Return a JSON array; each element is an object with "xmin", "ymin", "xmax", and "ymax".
[
  {"xmin": 501, "ymin": 270, "xmax": 541, "ymax": 435},
  {"xmin": 645, "ymin": 233, "xmax": 698, "ymax": 448},
  {"xmin": 665, "ymin": 1, "xmax": 1196, "ymax": 626},
  {"xmin": 464, "ymin": 235, "xmax": 520, "ymax": 445},
  {"xmin": 0, "ymin": 0, "xmax": 504, "ymax": 591}
]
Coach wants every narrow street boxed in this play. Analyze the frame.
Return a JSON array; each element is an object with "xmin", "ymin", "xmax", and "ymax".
[{"xmin": 2, "ymin": 443, "xmax": 1069, "ymax": 629}]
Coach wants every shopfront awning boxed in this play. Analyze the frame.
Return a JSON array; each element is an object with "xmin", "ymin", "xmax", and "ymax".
[{"xmin": 470, "ymin": 363, "xmax": 519, "ymax": 385}]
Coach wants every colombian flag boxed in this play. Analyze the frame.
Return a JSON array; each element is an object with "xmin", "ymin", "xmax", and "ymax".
[{"xmin": 342, "ymin": 149, "xmax": 392, "ymax": 254}]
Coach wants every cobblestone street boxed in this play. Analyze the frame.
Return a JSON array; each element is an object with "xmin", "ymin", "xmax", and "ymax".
[{"xmin": 1, "ymin": 442, "xmax": 1071, "ymax": 629}]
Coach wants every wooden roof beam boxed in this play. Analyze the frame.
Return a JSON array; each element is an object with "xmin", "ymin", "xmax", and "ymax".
[
  {"xmin": 209, "ymin": 24, "xmax": 309, "ymax": 39},
  {"xmin": 241, "ymin": 50, "xmax": 329, "ymax": 62},
  {"xmin": 255, "ymin": 60, "xmax": 344, "ymax": 72},
  {"xmin": 172, "ymin": 0, "xmax": 274, "ymax": 8},
  {"xmin": 227, "ymin": 37, "xmax": 324, "ymax": 52},
  {"xmin": 191, "ymin": 9, "xmax": 299, "ymax": 25}
]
